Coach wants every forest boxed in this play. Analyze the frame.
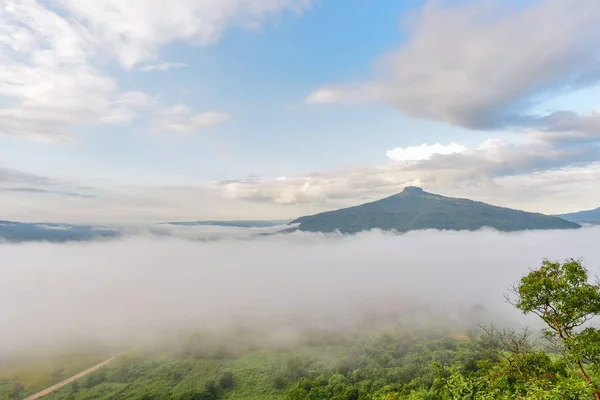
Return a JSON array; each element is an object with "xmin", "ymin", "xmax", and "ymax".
[{"xmin": 2, "ymin": 258, "xmax": 600, "ymax": 400}]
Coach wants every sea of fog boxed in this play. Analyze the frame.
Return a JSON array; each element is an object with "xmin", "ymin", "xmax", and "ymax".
[{"xmin": 1, "ymin": 226, "xmax": 600, "ymax": 357}]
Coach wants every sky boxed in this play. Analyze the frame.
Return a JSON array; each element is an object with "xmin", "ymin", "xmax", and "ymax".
[{"xmin": 1, "ymin": 0, "xmax": 600, "ymax": 223}]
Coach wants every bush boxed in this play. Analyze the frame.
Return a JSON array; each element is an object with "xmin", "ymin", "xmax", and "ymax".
[
  {"xmin": 217, "ymin": 371, "xmax": 235, "ymax": 389},
  {"xmin": 273, "ymin": 373, "xmax": 289, "ymax": 390}
]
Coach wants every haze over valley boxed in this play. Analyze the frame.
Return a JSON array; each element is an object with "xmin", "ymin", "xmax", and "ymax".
[{"xmin": 2, "ymin": 227, "xmax": 600, "ymax": 355}]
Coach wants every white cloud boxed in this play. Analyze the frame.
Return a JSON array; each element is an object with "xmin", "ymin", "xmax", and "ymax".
[
  {"xmin": 215, "ymin": 136, "xmax": 600, "ymax": 214},
  {"xmin": 137, "ymin": 62, "xmax": 188, "ymax": 72},
  {"xmin": 216, "ymin": 164, "xmax": 600, "ymax": 215},
  {"xmin": 61, "ymin": 0, "xmax": 313, "ymax": 70},
  {"xmin": 0, "ymin": 164, "xmax": 52, "ymax": 185},
  {"xmin": 534, "ymin": 110, "xmax": 600, "ymax": 144},
  {"xmin": 386, "ymin": 142, "xmax": 467, "ymax": 161},
  {"xmin": 152, "ymin": 105, "xmax": 230, "ymax": 134},
  {"xmin": 3, "ymin": 123, "xmax": 600, "ymax": 221},
  {"xmin": 3, "ymin": 142, "xmax": 600, "ymax": 223},
  {"xmin": 0, "ymin": 0, "xmax": 309, "ymax": 139},
  {"xmin": 306, "ymin": 85, "xmax": 380, "ymax": 105},
  {"xmin": 0, "ymin": 164, "xmax": 99, "ymax": 200},
  {"xmin": 0, "ymin": 0, "xmax": 153, "ymax": 139},
  {"xmin": 307, "ymin": 0, "xmax": 600, "ymax": 131}
]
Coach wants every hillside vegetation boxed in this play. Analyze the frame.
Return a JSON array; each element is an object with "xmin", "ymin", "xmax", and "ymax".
[
  {"xmin": 4, "ymin": 258, "xmax": 600, "ymax": 400},
  {"xmin": 291, "ymin": 187, "xmax": 580, "ymax": 234}
]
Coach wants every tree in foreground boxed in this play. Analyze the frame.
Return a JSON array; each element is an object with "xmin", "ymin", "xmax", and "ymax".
[{"xmin": 508, "ymin": 258, "xmax": 600, "ymax": 400}]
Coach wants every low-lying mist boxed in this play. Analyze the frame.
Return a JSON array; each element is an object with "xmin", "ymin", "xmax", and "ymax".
[{"xmin": 1, "ymin": 227, "xmax": 600, "ymax": 359}]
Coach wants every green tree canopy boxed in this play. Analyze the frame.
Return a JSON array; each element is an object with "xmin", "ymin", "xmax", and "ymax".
[{"xmin": 509, "ymin": 258, "xmax": 600, "ymax": 400}]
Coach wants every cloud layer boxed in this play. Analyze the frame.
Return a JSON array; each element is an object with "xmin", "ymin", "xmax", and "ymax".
[
  {"xmin": 2, "ymin": 130, "xmax": 600, "ymax": 222},
  {"xmin": 3, "ymin": 227, "xmax": 600, "ymax": 356},
  {"xmin": 216, "ymin": 137, "xmax": 600, "ymax": 214}
]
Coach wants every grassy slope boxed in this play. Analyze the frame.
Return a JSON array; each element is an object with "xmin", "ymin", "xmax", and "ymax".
[
  {"xmin": 40, "ymin": 348, "xmax": 323, "ymax": 400},
  {"xmin": 33, "ymin": 326, "xmax": 476, "ymax": 400},
  {"xmin": 7, "ymin": 325, "xmax": 598, "ymax": 400}
]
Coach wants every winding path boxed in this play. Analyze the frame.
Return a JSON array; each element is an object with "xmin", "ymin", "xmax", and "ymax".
[{"xmin": 23, "ymin": 357, "xmax": 115, "ymax": 400}]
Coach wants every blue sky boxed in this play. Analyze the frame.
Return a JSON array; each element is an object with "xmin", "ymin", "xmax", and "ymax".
[
  {"xmin": 1, "ymin": 0, "xmax": 600, "ymax": 222},
  {"xmin": 1, "ymin": 0, "xmax": 455, "ymax": 183}
]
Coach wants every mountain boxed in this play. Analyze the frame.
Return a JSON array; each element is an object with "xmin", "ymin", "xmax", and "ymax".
[
  {"xmin": 556, "ymin": 207, "xmax": 600, "ymax": 225},
  {"xmin": 290, "ymin": 187, "xmax": 581, "ymax": 234}
]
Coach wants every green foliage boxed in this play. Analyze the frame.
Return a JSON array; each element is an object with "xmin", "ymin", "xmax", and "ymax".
[
  {"xmin": 52, "ymin": 368, "xmax": 65, "ymax": 383},
  {"xmin": 12, "ymin": 322, "xmax": 600, "ymax": 400},
  {"xmin": 36, "ymin": 327, "xmax": 479, "ymax": 400},
  {"xmin": 510, "ymin": 258, "xmax": 600, "ymax": 398},
  {"xmin": 512, "ymin": 259, "xmax": 600, "ymax": 335},
  {"xmin": 217, "ymin": 371, "xmax": 235, "ymax": 390},
  {"xmin": 7, "ymin": 383, "xmax": 25, "ymax": 400},
  {"xmin": 11, "ymin": 257, "xmax": 600, "ymax": 400},
  {"xmin": 82, "ymin": 368, "xmax": 106, "ymax": 389},
  {"xmin": 0, "ymin": 352, "xmax": 110, "ymax": 399}
]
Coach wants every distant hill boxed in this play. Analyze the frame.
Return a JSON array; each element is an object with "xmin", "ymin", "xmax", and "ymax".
[
  {"xmin": 163, "ymin": 220, "xmax": 289, "ymax": 228},
  {"xmin": 556, "ymin": 207, "xmax": 600, "ymax": 225},
  {"xmin": 0, "ymin": 221, "xmax": 121, "ymax": 243},
  {"xmin": 0, "ymin": 219, "xmax": 290, "ymax": 243},
  {"xmin": 290, "ymin": 187, "xmax": 581, "ymax": 234}
]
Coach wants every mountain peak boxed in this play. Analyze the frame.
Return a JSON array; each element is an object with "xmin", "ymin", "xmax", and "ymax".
[
  {"xmin": 401, "ymin": 186, "xmax": 425, "ymax": 194},
  {"xmin": 291, "ymin": 188, "xmax": 581, "ymax": 234}
]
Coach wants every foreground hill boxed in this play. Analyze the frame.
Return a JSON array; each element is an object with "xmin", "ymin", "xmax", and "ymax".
[
  {"xmin": 557, "ymin": 207, "xmax": 600, "ymax": 225},
  {"xmin": 290, "ymin": 187, "xmax": 580, "ymax": 234}
]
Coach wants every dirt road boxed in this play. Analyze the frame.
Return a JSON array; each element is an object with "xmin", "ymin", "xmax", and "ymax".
[{"xmin": 23, "ymin": 357, "xmax": 115, "ymax": 400}]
